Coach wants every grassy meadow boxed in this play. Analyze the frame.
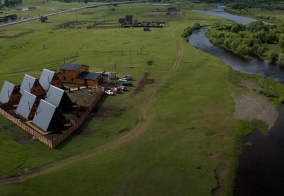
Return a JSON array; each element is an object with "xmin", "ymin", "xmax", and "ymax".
[{"xmin": 0, "ymin": 1, "xmax": 275, "ymax": 195}]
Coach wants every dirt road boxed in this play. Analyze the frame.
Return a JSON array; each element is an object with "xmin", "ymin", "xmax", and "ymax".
[{"xmin": 0, "ymin": 29, "xmax": 183, "ymax": 185}]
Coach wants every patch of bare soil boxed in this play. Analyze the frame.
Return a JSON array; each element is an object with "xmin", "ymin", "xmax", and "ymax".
[
  {"xmin": 131, "ymin": 73, "xmax": 155, "ymax": 96},
  {"xmin": 232, "ymin": 80, "xmax": 278, "ymax": 129},
  {"xmin": 94, "ymin": 106, "xmax": 124, "ymax": 119},
  {"xmin": 240, "ymin": 80, "xmax": 262, "ymax": 91}
]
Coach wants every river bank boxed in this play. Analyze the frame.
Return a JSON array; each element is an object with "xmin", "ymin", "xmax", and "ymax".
[{"xmin": 189, "ymin": 6, "xmax": 284, "ymax": 195}]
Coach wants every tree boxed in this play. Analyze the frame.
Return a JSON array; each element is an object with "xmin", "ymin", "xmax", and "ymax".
[
  {"xmin": 269, "ymin": 51, "xmax": 279, "ymax": 63},
  {"xmin": 254, "ymin": 44, "xmax": 265, "ymax": 56},
  {"xmin": 231, "ymin": 23, "xmax": 244, "ymax": 33},
  {"xmin": 278, "ymin": 34, "xmax": 284, "ymax": 50},
  {"xmin": 278, "ymin": 53, "xmax": 284, "ymax": 66}
]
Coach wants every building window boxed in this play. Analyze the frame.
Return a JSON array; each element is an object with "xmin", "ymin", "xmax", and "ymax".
[
  {"xmin": 71, "ymin": 78, "xmax": 74, "ymax": 82},
  {"xmin": 64, "ymin": 77, "xmax": 66, "ymax": 81}
]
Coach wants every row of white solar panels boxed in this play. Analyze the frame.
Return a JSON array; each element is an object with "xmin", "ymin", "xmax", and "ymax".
[{"xmin": 0, "ymin": 69, "xmax": 65, "ymax": 132}]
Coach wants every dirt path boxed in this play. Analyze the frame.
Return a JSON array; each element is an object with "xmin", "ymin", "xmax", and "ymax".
[{"xmin": 0, "ymin": 29, "xmax": 183, "ymax": 185}]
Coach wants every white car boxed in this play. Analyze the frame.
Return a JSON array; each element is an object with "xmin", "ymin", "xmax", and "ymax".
[
  {"xmin": 105, "ymin": 90, "xmax": 114, "ymax": 95},
  {"xmin": 118, "ymin": 78, "xmax": 127, "ymax": 82}
]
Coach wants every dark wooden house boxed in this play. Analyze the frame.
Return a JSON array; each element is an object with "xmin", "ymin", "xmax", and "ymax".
[{"xmin": 125, "ymin": 15, "xmax": 133, "ymax": 23}]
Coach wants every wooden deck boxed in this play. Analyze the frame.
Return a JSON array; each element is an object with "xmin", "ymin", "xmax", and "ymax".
[{"xmin": 25, "ymin": 121, "xmax": 50, "ymax": 135}]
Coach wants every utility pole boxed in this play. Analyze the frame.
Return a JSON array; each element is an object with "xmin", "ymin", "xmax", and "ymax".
[
  {"xmin": 140, "ymin": 38, "xmax": 142, "ymax": 55},
  {"xmin": 130, "ymin": 49, "xmax": 133, "ymax": 67},
  {"xmin": 114, "ymin": 63, "xmax": 116, "ymax": 78}
]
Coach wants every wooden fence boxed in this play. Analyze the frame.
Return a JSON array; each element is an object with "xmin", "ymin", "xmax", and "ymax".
[
  {"xmin": 0, "ymin": 108, "xmax": 54, "ymax": 147},
  {"xmin": 0, "ymin": 90, "xmax": 103, "ymax": 148},
  {"xmin": 51, "ymin": 90, "xmax": 103, "ymax": 148}
]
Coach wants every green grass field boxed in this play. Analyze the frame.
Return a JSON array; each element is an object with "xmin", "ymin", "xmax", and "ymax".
[{"xmin": 0, "ymin": 1, "xmax": 279, "ymax": 195}]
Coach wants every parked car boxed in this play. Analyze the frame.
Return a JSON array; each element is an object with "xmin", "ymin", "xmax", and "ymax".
[
  {"xmin": 118, "ymin": 86, "xmax": 127, "ymax": 91},
  {"xmin": 122, "ymin": 75, "xmax": 132, "ymax": 81},
  {"xmin": 122, "ymin": 81, "xmax": 133, "ymax": 86},
  {"xmin": 118, "ymin": 78, "xmax": 127, "ymax": 82},
  {"xmin": 104, "ymin": 90, "xmax": 114, "ymax": 95}
]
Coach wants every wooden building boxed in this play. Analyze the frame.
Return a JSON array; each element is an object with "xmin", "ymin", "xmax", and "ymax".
[
  {"xmin": 57, "ymin": 63, "xmax": 101, "ymax": 87},
  {"xmin": 20, "ymin": 74, "xmax": 46, "ymax": 98},
  {"xmin": 0, "ymin": 81, "xmax": 21, "ymax": 109},
  {"xmin": 45, "ymin": 85, "xmax": 74, "ymax": 113},
  {"xmin": 39, "ymin": 69, "xmax": 64, "ymax": 91},
  {"xmin": 16, "ymin": 90, "xmax": 39, "ymax": 119}
]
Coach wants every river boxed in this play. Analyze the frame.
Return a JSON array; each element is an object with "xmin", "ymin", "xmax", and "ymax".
[{"xmin": 189, "ymin": 6, "xmax": 284, "ymax": 196}]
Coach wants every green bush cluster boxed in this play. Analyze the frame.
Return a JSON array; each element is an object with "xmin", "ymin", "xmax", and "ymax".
[
  {"xmin": 207, "ymin": 21, "xmax": 284, "ymax": 61},
  {"xmin": 181, "ymin": 23, "xmax": 201, "ymax": 41}
]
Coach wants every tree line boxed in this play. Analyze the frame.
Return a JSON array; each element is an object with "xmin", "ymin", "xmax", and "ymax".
[
  {"xmin": 206, "ymin": 21, "xmax": 284, "ymax": 65},
  {"xmin": 2, "ymin": 0, "xmax": 22, "ymax": 7},
  {"xmin": 194, "ymin": 0, "xmax": 284, "ymax": 11}
]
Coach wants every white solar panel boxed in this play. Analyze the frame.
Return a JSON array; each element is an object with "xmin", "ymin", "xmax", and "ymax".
[
  {"xmin": 45, "ymin": 85, "xmax": 64, "ymax": 107},
  {"xmin": 39, "ymin": 69, "xmax": 55, "ymax": 91},
  {"xmin": 16, "ymin": 90, "xmax": 36, "ymax": 119},
  {"xmin": 32, "ymin": 100, "xmax": 56, "ymax": 131},
  {"xmin": 0, "ymin": 81, "xmax": 15, "ymax": 104},
  {"xmin": 20, "ymin": 74, "xmax": 36, "ymax": 94}
]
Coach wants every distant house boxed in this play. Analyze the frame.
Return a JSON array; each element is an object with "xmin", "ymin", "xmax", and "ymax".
[
  {"xmin": 57, "ymin": 63, "xmax": 101, "ymax": 86},
  {"xmin": 0, "ymin": 81, "xmax": 21, "ymax": 108},
  {"xmin": 125, "ymin": 15, "xmax": 133, "ymax": 23},
  {"xmin": 118, "ymin": 18, "xmax": 126, "ymax": 24},
  {"xmin": 20, "ymin": 74, "xmax": 46, "ymax": 98},
  {"xmin": 39, "ymin": 69, "xmax": 64, "ymax": 91}
]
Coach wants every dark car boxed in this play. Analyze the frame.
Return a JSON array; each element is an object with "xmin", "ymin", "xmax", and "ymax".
[
  {"xmin": 122, "ymin": 81, "xmax": 133, "ymax": 86},
  {"xmin": 122, "ymin": 75, "xmax": 132, "ymax": 81}
]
